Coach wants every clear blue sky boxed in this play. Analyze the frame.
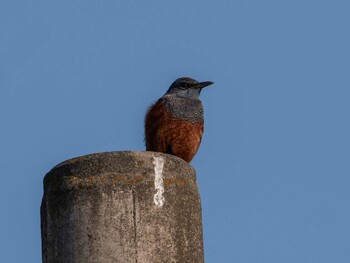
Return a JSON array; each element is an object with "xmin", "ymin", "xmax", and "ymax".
[{"xmin": 1, "ymin": 0, "xmax": 349, "ymax": 262}]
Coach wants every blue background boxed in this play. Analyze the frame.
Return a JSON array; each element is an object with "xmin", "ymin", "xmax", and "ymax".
[{"xmin": 1, "ymin": 0, "xmax": 349, "ymax": 262}]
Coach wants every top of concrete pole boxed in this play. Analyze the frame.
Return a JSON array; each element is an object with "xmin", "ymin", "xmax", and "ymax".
[
  {"xmin": 44, "ymin": 151, "xmax": 197, "ymax": 193},
  {"xmin": 41, "ymin": 151, "xmax": 204, "ymax": 263}
]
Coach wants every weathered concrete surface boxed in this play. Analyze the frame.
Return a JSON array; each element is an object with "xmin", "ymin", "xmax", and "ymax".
[{"xmin": 41, "ymin": 151, "xmax": 204, "ymax": 263}]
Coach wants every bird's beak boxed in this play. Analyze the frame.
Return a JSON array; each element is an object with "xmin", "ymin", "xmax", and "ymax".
[{"xmin": 193, "ymin": 81, "xmax": 214, "ymax": 89}]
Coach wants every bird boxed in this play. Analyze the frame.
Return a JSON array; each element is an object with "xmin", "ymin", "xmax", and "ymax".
[{"xmin": 145, "ymin": 77, "xmax": 214, "ymax": 162}]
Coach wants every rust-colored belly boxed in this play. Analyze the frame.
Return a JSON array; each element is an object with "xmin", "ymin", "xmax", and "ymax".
[{"xmin": 145, "ymin": 101, "xmax": 204, "ymax": 162}]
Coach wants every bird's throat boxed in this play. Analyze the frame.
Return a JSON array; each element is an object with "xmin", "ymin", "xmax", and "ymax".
[{"xmin": 161, "ymin": 95, "xmax": 204, "ymax": 123}]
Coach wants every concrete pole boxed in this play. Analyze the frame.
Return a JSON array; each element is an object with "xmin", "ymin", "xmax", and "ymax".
[{"xmin": 41, "ymin": 151, "xmax": 204, "ymax": 263}]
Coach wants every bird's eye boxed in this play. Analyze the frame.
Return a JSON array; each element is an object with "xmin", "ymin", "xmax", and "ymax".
[{"xmin": 182, "ymin": 83, "xmax": 188, "ymax": 89}]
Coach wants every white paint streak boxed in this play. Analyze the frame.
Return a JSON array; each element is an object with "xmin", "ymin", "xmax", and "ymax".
[{"xmin": 153, "ymin": 155, "xmax": 165, "ymax": 207}]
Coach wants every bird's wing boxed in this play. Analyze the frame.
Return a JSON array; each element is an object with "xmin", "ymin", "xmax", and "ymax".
[{"xmin": 144, "ymin": 98, "xmax": 170, "ymax": 152}]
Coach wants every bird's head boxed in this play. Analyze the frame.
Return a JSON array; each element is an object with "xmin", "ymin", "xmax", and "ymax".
[{"xmin": 165, "ymin": 77, "xmax": 214, "ymax": 100}]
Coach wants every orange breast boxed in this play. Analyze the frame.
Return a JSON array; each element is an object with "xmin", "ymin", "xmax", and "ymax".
[{"xmin": 145, "ymin": 101, "xmax": 204, "ymax": 162}]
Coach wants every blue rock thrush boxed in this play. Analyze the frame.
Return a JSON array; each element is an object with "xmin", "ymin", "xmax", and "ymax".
[{"xmin": 145, "ymin": 77, "xmax": 214, "ymax": 162}]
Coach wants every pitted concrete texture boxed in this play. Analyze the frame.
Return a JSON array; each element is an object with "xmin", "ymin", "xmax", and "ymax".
[{"xmin": 41, "ymin": 151, "xmax": 204, "ymax": 263}]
